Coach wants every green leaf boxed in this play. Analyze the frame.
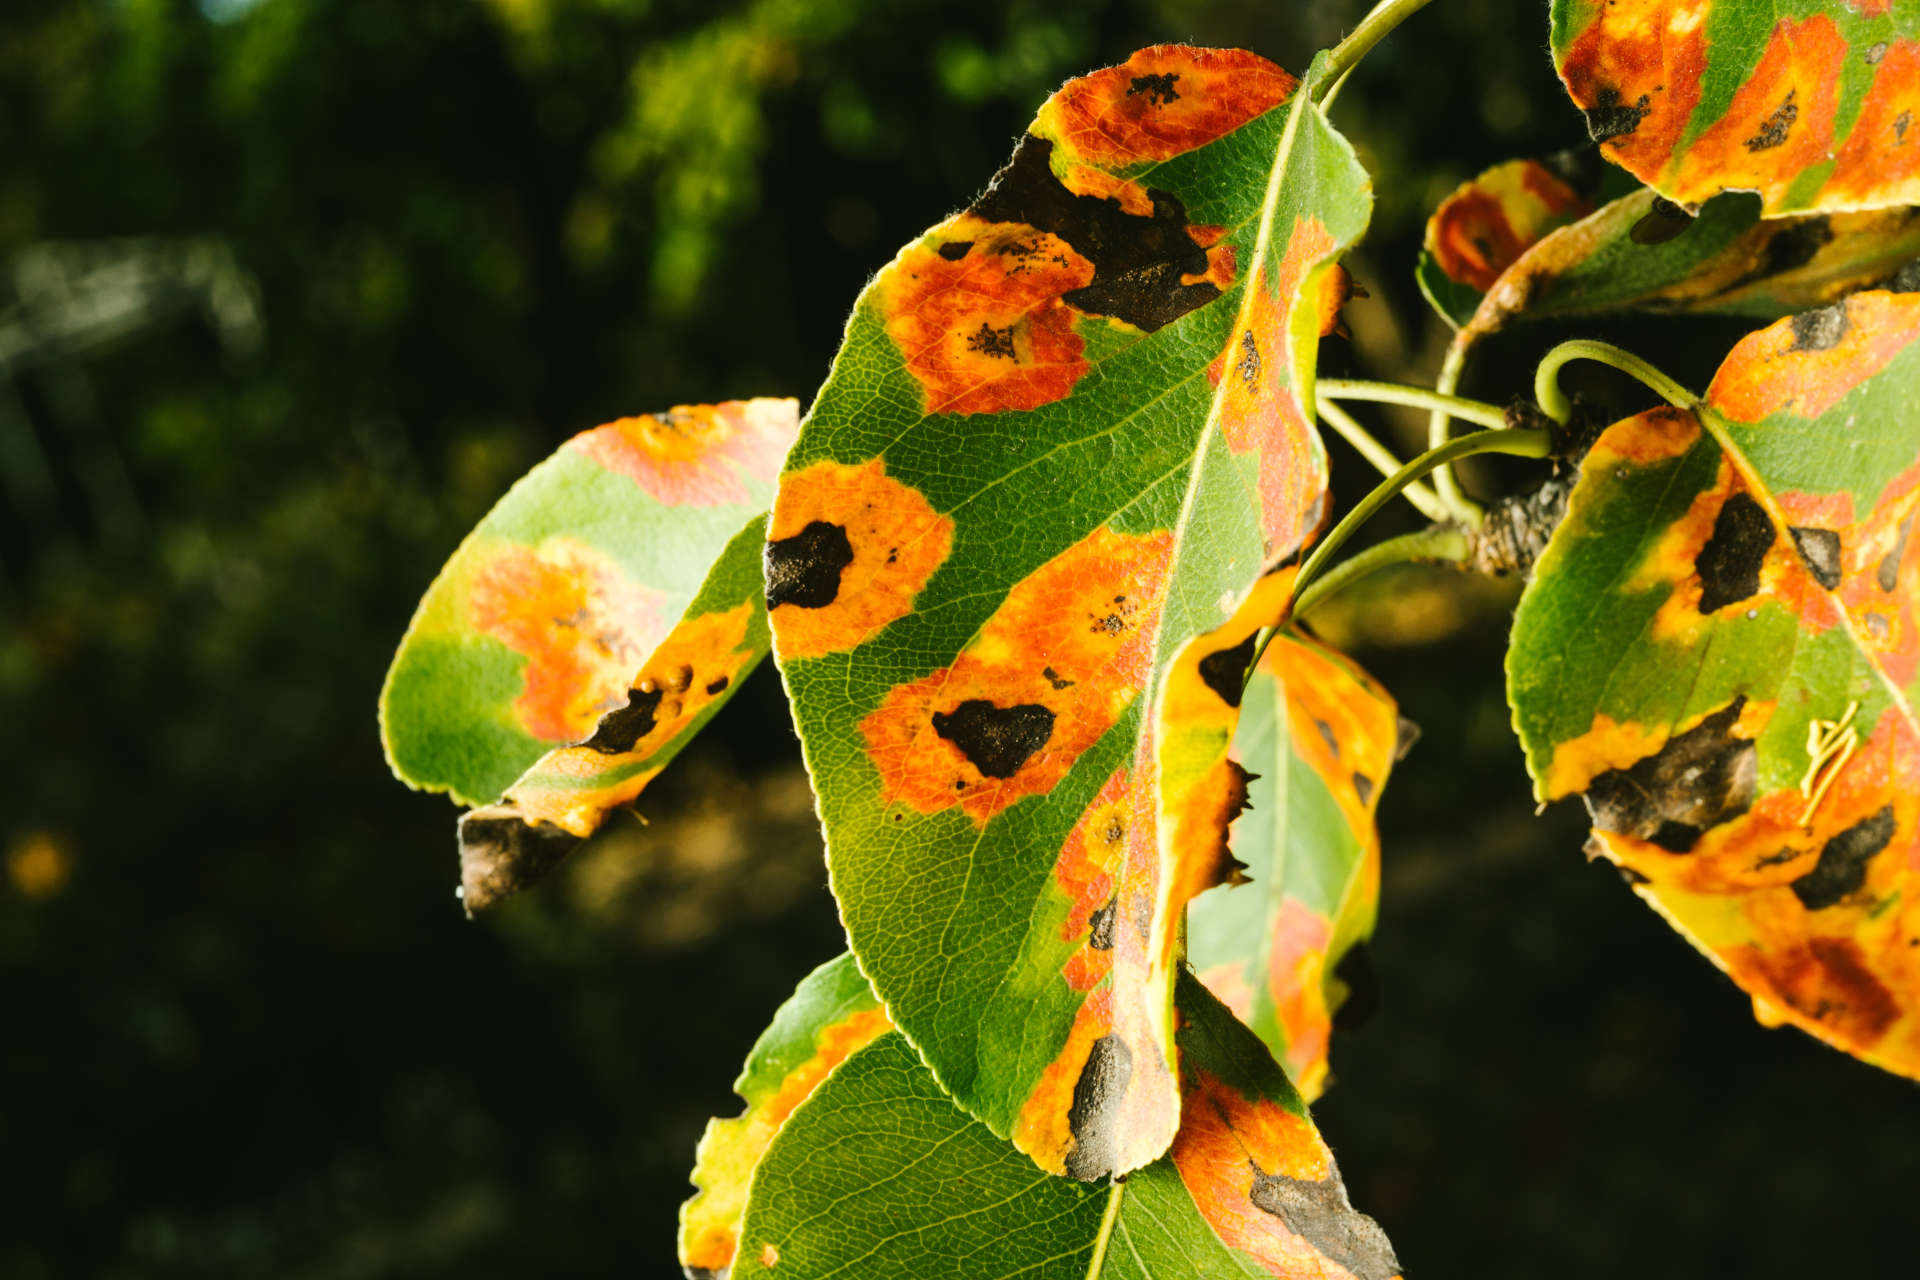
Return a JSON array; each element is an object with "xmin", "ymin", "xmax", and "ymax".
[
  {"xmin": 1189, "ymin": 631, "xmax": 1401, "ymax": 1102},
  {"xmin": 1508, "ymin": 288, "xmax": 1920, "ymax": 1079},
  {"xmin": 1551, "ymin": 0, "xmax": 1920, "ymax": 214},
  {"xmin": 1415, "ymin": 157, "xmax": 1598, "ymax": 328},
  {"xmin": 679, "ymin": 954, "xmax": 892, "ymax": 1279},
  {"xmin": 379, "ymin": 400, "xmax": 798, "ymax": 907},
  {"xmin": 729, "ymin": 971, "xmax": 1399, "ymax": 1280},
  {"xmin": 766, "ymin": 45, "xmax": 1371, "ymax": 1178}
]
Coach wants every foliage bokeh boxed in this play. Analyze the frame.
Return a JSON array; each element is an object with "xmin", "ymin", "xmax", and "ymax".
[{"xmin": 1, "ymin": 1, "xmax": 1911, "ymax": 1276}]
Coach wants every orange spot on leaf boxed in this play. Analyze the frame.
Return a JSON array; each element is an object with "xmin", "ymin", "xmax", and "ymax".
[
  {"xmin": 1556, "ymin": 0, "xmax": 1708, "ymax": 191},
  {"xmin": 1034, "ymin": 45, "xmax": 1296, "ymax": 170},
  {"xmin": 574, "ymin": 399, "xmax": 797, "ymax": 507},
  {"xmin": 1426, "ymin": 161, "xmax": 1592, "ymax": 292},
  {"xmin": 1825, "ymin": 40, "xmax": 1920, "ymax": 205},
  {"xmin": 1708, "ymin": 291, "xmax": 1920, "ymax": 422}
]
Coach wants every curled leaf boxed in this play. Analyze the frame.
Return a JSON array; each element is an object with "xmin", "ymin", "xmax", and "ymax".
[{"xmin": 1509, "ymin": 289, "xmax": 1920, "ymax": 1078}]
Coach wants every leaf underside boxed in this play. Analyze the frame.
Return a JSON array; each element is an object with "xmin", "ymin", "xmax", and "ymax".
[
  {"xmin": 1552, "ymin": 0, "xmax": 1920, "ymax": 214},
  {"xmin": 1190, "ymin": 632, "xmax": 1401, "ymax": 1102},
  {"xmin": 1509, "ymin": 289, "xmax": 1920, "ymax": 1078},
  {"xmin": 765, "ymin": 45, "xmax": 1371, "ymax": 1179},
  {"xmin": 727, "ymin": 969, "xmax": 1399, "ymax": 1280}
]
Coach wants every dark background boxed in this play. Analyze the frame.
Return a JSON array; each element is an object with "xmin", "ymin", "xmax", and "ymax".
[{"xmin": 2, "ymin": 1, "xmax": 1912, "ymax": 1276}]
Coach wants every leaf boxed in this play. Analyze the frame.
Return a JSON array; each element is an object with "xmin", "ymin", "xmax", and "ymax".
[
  {"xmin": 1190, "ymin": 631, "xmax": 1401, "ymax": 1102},
  {"xmin": 1551, "ymin": 0, "xmax": 1920, "ymax": 214},
  {"xmin": 1509, "ymin": 288, "xmax": 1920, "ymax": 1078},
  {"xmin": 728, "ymin": 970, "xmax": 1399, "ymax": 1280},
  {"xmin": 380, "ymin": 399, "xmax": 799, "ymax": 907},
  {"xmin": 766, "ymin": 46, "xmax": 1371, "ymax": 1178},
  {"xmin": 1416, "ymin": 156, "xmax": 1598, "ymax": 328},
  {"xmin": 678, "ymin": 954, "xmax": 892, "ymax": 1280}
]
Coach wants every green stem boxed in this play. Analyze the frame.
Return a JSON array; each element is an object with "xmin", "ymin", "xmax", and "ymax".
[
  {"xmin": 1084, "ymin": 1178, "xmax": 1127, "ymax": 1279},
  {"xmin": 1315, "ymin": 396, "xmax": 1449, "ymax": 522},
  {"xmin": 1533, "ymin": 338, "xmax": 1700, "ymax": 425},
  {"xmin": 1318, "ymin": 378, "xmax": 1510, "ymax": 431},
  {"xmin": 1292, "ymin": 525, "xmax": 1471, "ymax": 618},
  {"xmin": 1425, "ymin": 337, "xmax": 1480, "ymax": 522},
  {"xmin": 1320, "ymin": 0, "xmax": 1440, "ymax": 88},
  {"xmin": 1293, "ymin": 426, "xmax": 1551, "ymax": 600}
]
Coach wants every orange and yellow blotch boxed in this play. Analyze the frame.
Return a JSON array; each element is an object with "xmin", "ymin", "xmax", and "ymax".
[
  {"xmin": 1424, "ymin": 159, "xmax": 1593, "ymax": 293},
  {"xmin": 573, "ymin": 398, "xmax": 797, "ymax": 507},
  {"xmin": 507, "ymin": 601, "xmax": 759, "ymax": 835},
  {"xmin": 467, "ymin": 538, "xmax": 667, "ymax": 745},
  {"xmin": 1709, "ymin": 291, "xmax": 1920, "ymax": 422},
  {"xmin": 859, "ymin": 525, "xmax": 1173, "ymax": 823},
  {"xmin": 1033, "ymin": 45, "xmax": 1296, "ymax": 170},
  {"xmin": 1555, "ymin": 0, "xmax": 1709, "ymax": 190},
  {"xmin": 765, "ymin": 458, "xmax": 954, "ymax": 660}
]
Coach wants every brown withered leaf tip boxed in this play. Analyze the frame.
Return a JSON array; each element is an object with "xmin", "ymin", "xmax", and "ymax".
[{"xmin": 456, "ymin": 806, "xmax": 583, "ymax": 915}]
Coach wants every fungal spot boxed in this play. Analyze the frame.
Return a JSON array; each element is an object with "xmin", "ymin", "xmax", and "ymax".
[
  {"xmin": 1331, "ymin": 944, "xmax": 1379, "ymax": 1031},
  {"xmin": 930, "ymin": 699, "xmax": 1056, "ymax": 779},
  {"xmin": 971, "ymin": 136, "xmax": 1220, "ymax": 332},
  {"xmin": 1351, "ymin": 771, "xmax": 1375, "ymax": 807},
  {"xmin": 582, "ymin": 686, "xmax": 665, "ymax": 754},
  {"xmin": 1804, "ymin": 937, "xmax": 1899, "ymax": 1038},
  {"xmin": 1088, "ymin": 896, "xmax": 1117, "ymax": 950},
  {"xmin": 1789, "ymin": 300, "xmax": 1850, "ymax": 352},
  {"xmin": 1757, "ymin": 216, "xmax": 1832, "ymax": 275},
  {"xmin": 1584, "ymin": 87, "xmax": 1651, "ymax": 144},
  {"xmin": 1042, "ymin": 666, "xmax": 1074, "ymax": 690},
  {"xmin": 1695, "ymin": 493, "xmax": 1776, "ymax": 613},
  {"xmin": 704, "ymin": 675, "xmax": 730, "ymax": 696},
  {"xmin": 1315, "ymin": 719, "xmax": 1339, "ymax": 757},
  {"xmin": 966, "ymin": 322, "xmax": 1018, "ymax": 360},
  {"xmin": 764, "ymin": 520, "xmax": 855, "ymax": 610},
  {"xmin": 1745, "ymin": 89, "xmax": 1798, "ymax": 152},
  {"xmin": 1585, "ymin": 698, "xmax": 1757, "ymax": 851},
  {"xmin": 1234, "ymin": 328, "xmax": 1261, "ymax": 390},
  {"xmin": 1791, "ymin": 805, "xmax": 1896, "ymax": 910},
  {"xmin": 1790, "ymin": 526, "xmax": 1843, "ymax": 590},
  {"xmin": 1126, "ymin": 72, "xmax": 1180, "ymax": 104},
  {"xmin": 1197, "ymin": 634, "xmax": 1258, "ymax": 708},
  {"xmin": 1868, "ymin": 41, "xmax": 1888, "ymax": 65},
  {"xmin": 1248, "ymin": 1165, "xmax": 1400, "ymax": 1280},
  {"xmin": 1630, "ymin": 196, "xmax": 1696, "ymax": 246},
  {"xmin": 1899, "ymin": 111, "xmax": 1913, "ymax": 144},
  {"xmin": 457, "ymin": 806, "xmax": 582, "ymax": 914},
  {"xmin": 1063, "ymin": 1033, "xmax": 1132, "ymax": 1181},
  {"xmin": 937, "ymin": 240, "xmax": 972, "ymax": 261},
  {"xmin": 1879, "ymin": 514, "xmax": 1912, "ymax": 591}
]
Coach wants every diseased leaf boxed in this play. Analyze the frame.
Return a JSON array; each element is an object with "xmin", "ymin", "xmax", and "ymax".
[
  {"xmin": 1509, "ymin": 288, "xmax": 1920, "ymax": 1078},
  {"xmin": 678, "ymin": 954, "xmax": 892, "ymax": 1280},
  {"xmin": 1190, "ymin": 632, "xmax": 1400, "ymax": 1102},
  {"xmin": 728, "ymin": 971, "xmax": 1399, "ymax": 1280},
  {"xmin": 1416, "ymin": 157, "xmax": 1597, "ymax": 328},
  {"xmin": 380, "ymin": 399, "xmax": 799, "ymax": 908},
  {"xmin": 1551, "ymin": 0, "xmax": 1920, "ymax": 214},
  {"xmin": 766, "ymin": 46, "xmax": 1370, "ymax": 1178}
]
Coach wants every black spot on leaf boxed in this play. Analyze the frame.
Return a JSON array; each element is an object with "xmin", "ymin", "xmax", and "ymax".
[
  {"xmin": 1197, "ymin": 634, "xmax": 1258, "ymax": 708},
  {"xmin": 1248, "ymin": 1165, "xmax": 1400, "ymax": 1280},
  {"xmin": 1745, "ymin": 90, "xmax": 1798, "ymax": 151},
  {"xmin": 1315, "ymin": 719, "xmax": 1339, "ymax": 757},
  {"xmin": 937, "ymin": 240, "xmax": 972, "ymax": 261},
  {"xmin": 966, "ymin": 322, "xmax": 1017, "ymax": 359},
  {"xmin": 971, "ymin": 136, "xmax": 1220, "ymax": 332},
  {"xmin": 582, "ymin": 686, "xmax": 665, "ymax": 754},
  {"xmin": 457, "ymin": 807, "xmax": 582, "ymax": 915},
  {"xmin": 932, "ymin": 700, "xmax": 1055, "ymax": 778},
  {"xmin": 1088, "ymin": 896, "xmax": 1116, "ymax": 951},
  {"xmin": 1585, "ymin": 698, "xmax": 1757, "ymax": 851},
  {"xmin": 1235, "ymin": 329, "xmax": 1261, "ymax": 390},
  {"xmin": 1790, "ymin": 300, "xmax": 1850, "ymax": 351},
  {"xmin": 1792, "ymin": 806, "xmax": 1896, "ymax": 910},
  {"xmin": 764, "ymin": 521, "xmax": 855, "ymax": 610},
  {"xmin": 1351, "ymin": 771, "xmax": 1375, "ymax": 807},
  {"xmin": 1584, "ymin": 87, "xmax": 1651, "ymax": 143},
  {"xmin": 1790, "ymin": 526, "xmax": 1843, "ymax": 589},
  {"xmin": 1042, "ymin": 666, "xmax": 1074, "ymax": 690},
  {"xmin": 704, "ymin": 675, "xmax": 730, "ymax": 696},
  {"xmin": 1696, "ymin": 493, "xmax": 1775, "ymax": 612},
  {"xmin": 1064, "ymin": 1034, "xmax": 1132, "ymax": 1181},
  {"xmin": 1127, "ymin": 72, "xmax": 1180, "ymax": 104},
  {"xmin": 1879, "ymin": 514, "xmax": 1912, "ymax": 591}
]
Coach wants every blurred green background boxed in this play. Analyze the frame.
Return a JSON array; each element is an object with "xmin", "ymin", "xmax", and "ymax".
[{"xmin": 2, "ymin": 1, "xmax": 1912, "ymax": 1276}]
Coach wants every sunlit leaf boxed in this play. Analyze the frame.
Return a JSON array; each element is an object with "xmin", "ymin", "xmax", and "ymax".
[
  {"xmin": 1416, "ymin": 156, "xmax": 1598, "ymax": 328},
  {"xmin": 678, "ymin": 954, "xmax": 892, "ymax": 1280},
  {"xmin": 380, "ymin": 400, "xmax": 799, "ymax": 906},
  {"xmin": 1509, "ymin": 288, "xmax": 1920, "ymax": 1078},
  {"xmin": 1551, "ymin": 0, "xmax": 1920, "ymax": 214},
  {"xmin": 766, "ymin": 46, "xmax": 1370, "ymax": 1178},
  {"xmin": 1190, "ymin": 631, "xmax": 1401, "ymax": 1102},
  {"xmin": 728, "ymin": 971, "xmax": 1399, "ymax": 1280}
]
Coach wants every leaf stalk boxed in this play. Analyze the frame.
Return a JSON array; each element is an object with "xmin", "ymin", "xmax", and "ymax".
[
  {"xmin": 1320, "ymin": 0, "xmax": 1441, "ymax": 89},
  {"xmin": 1315, "ymin": 396, "xmax": 1448, "ymax": 522},
  {"xmin": 1533, "ymin": 338, "xmax": 1699, "ymax": 424},
  {"xmin": 1318, "ymin": 378, "xmax": 1510, "ymax": 431},
  {"xmin": 1291, "ymin": 524, "xmax": 1471, "ymax": 618}
]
